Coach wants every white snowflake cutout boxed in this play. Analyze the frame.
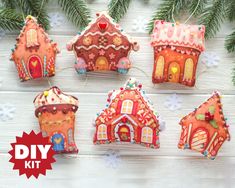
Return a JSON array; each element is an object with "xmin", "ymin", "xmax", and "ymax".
[
  {"xmin": 164, "ymin": 94, "xmax": 182, "ymax": 111},
  {"xmin": 200, "ymin": 52, "xmax": 220, "ymax": 68},
  {"xmin": 103, "ymin": 149, "xmax": 121, "ymax": 169},
  {"xmin": 132, "ymin": 16, "xmax": 148, "ymax": 33},
  {"xmin": 48, "ymin": 13, "xmax": 64, "ymax": 28},
  {"xmin": 158, "ymin": 115, "xmax": 166, "ymax": 131},
  {"xmin": 0, "ymin": 103, "xmax": 16, "ymax": 121}
]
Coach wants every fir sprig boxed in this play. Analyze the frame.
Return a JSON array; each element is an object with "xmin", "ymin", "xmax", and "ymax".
[
  {"xmin": 147, "ymin": 0, "xmax": 187, "ymax": 34},
  {"xmin": 189, "ymin": 0, "xmax": 207, "ymax": 17},
  {"xmin": 58, "ymin": 0, "xmax": 91, "ymax": 30},
  {"xmin": 225, "ymin": 0, "xmax": 235, "ymax": 21},
  {"xmin": 199, "ymin": 0, "xmax": 226, "ymax": 39},
  {"xmin": 1, "ymin": 0, "xmax": 16, "ymax": 9},
  {"xmin": 108, "ymin": 0, "xmax": 131, "ymax": 22},
  {"xmin": 0, "ymin": 8, "xmax": 24, "ymax": 30},
  {"xmin": 225, "ymin": 30, "xmax": 235, "ymax": 53}
]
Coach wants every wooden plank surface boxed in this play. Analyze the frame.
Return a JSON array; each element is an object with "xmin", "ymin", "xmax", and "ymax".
[{"xmin": 0, "ymin": 0, "xmax": 234, "ymax": 187}]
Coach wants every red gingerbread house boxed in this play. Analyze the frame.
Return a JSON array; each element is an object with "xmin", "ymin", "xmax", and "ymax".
[
  {"xmin": 178, "ymin": 92, "xmax": 230, "ymax": 159},
  {"xmin": 151, "ymin": 20, "xmax": 205, "ymax": 87},
  {"xmin": 67, "ymin": 12, "xmax": 139, "ymax": 74},
  {"xmin": 11, "ymin": 15, "xmax": 59, "ymax": 81},
  {"xmin": 93, "ymin": 78, "xmax": 160, "ymax": 148}
]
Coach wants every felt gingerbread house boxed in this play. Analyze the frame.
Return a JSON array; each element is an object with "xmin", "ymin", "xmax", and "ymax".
[
  {"xmin": 178, "ymin": 92, "xmax": 230, "ymax": 159},
  {"xmin": 34, "ymin": 86, "xmax": 79, "ymax": 153},
  {"xmin": 67, "ymin": 12, "xmax": 139, "ymax": 74},
  {"xmin": 151, "ymin": 20, "xmax": 205, "ymax": 87},
  {"xmin": 11, "ymin": 15, "xmax": 59, "ymax": 81},
  {"xmin": 93, "ymin": 78, "xmax": 160, "ymax": 148}
]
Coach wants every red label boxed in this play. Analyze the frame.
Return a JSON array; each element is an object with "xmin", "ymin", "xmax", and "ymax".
[{"xmin": 9, "ymin": 131, "xmax": 56, "ymax": 178}]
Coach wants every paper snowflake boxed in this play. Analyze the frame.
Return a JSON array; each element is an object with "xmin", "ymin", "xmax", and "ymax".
[
  {"xmin": 132, "ymin": 16, "xmax": 148, "ymax": 33},
  {"xmin": 158, "ymin": 116, "xmax": 166, "ymax": 131},
  {"xmin": 103, "ymin": 149, "xmax": 121, "ymax": 169},
  {"xmin": 164, "ymin": 94, "xmax": 182, "ymax": 111},
  {"xmin": 49, "ymin": 13, "xmax": 64, "ymax": 28},
  {"xmin": 200, "ymin": 52, "xmax": 220, "ymax": 68},
  {"xmin": 0, "ymin": 103, "xmax": 16, "ymax": 121}
]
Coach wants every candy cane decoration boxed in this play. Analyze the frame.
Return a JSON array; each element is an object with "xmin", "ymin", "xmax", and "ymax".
[
  {"xmin": 186, "ymin": 123, "xmax": 192, "ymax": 145},
  {"xmin": 205, "ymin": 132, "xmax": 218, "ymax": 152},
  {"xmin": 21, "ymin": 59, "xmax": 30, "ymax": 79},
  {"xmin": 43, "ymin": 55, "xmax": 47, "ymax": 76}
]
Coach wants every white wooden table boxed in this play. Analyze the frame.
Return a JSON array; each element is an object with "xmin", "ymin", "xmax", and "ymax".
[{"xmin": 0, "ymin": 1, "xmax": 235, "ymax": 187}]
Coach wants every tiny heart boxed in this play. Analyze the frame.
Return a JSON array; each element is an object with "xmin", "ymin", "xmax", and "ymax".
[
  {"xmin": 31, "ymin": 61, "xmax": 38, "ymax": 67},
  {"xmin": 171, "ymin": 67, "xmax": 178, "ymax": 74},
  {"xmin": 98, "ymin": 22, "xmax": 108, "ymax": 30}
]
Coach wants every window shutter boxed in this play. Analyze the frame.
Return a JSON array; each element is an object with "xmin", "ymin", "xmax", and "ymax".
[
  {"xmin": 132, "ymin": 101, "xmax": 138, "ymax": 115},
  {"xmin": 116, "ymin": 100, "xmax": 122, "ymax": 114}
]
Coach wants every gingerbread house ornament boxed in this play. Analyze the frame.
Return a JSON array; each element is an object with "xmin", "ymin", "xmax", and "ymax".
[
  {"xmin": 67, "ymin": 12, "xmax": 139, "ymax": 74},
  {"xmin": 34, "ymin": 87, "xmax": 79, "ymax": 153},
  {"xmin": 178, "ymin": 92, "xmax": 230, "ymax": 159},
  {"xmin": 93, "ymin": 78, "xmax": 160, "ymax": 148},
  {"xmin": 151, "ymin": 20, "xmax": 205, "ymax": 86},
  {"xmin": 11, "ymin": 15, "xmax": 59, "ymax": 81}
]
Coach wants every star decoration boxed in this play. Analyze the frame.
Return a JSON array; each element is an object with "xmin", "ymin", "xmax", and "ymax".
[{"xmin": 89, "ymin": 53, "xmax": 95, "ymax": 59}]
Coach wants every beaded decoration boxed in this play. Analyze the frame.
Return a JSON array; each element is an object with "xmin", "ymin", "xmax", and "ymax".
[
  {"xmin": 178, "ymin": 92, "xmax": 230, "ymax": 159},
  {"xmin": 11, "ymin": 15, "xmax": 59, "ymax": 82},
  {"xmin": 34, "ymin": 87, "xmax": 79, "ymax": 153},
  {"xmin": 67, "ymin": 12, "xmax": 139, "ymax": 75},
  {"xmin": 151, "ymin": 20, "xmax": 205, "ymax": 87},
  {"xmin": 94, "ymin": 78, "xmax": 160, "ymax": 149}
]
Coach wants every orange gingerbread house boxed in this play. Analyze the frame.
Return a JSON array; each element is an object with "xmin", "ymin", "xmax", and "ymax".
[
  {"xmin": 93, "ymin": 78, "xmax": 160, "ymax": 148},
  {"xmin": 67, "ymin": 12, "xmax": 139, "ymax": 74},
  {"xmin": 178, "ymin": 92, "xmax": 230, "ymax": 159},
  {"xmin": 11, "ymin": 16, "xmax": 59, "ymax": 81},
  {"xmin": 151, "ymin": 20, "xmax": 205, "ymax": 86}
]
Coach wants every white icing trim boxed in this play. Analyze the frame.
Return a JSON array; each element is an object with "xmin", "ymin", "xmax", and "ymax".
[
  {"xmin": 114, "ymin": 122, "xmax": 134, "ymax": 142},
  {"xmin": 84, "ymin": 31, "xmax": 122, "ymax": 37},
  {"xmin": 75, "ymin": 44, "xmax": 129, "ymax": 51},
  {"xmin": 112, "ymin": 114, "xmax": 137, "ymax": 126}
]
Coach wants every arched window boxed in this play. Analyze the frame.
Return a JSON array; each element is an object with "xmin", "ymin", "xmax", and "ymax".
[
  {"xmin": 141, "ymin": 127, "xmax": 153, "ymax": 143},
  {"xmin": 183, "ymin": 58, "xmax": 194, "ymax": 80},
  {"xmin": 121, "ymin": 100, "xmax": 133, "ymax": 114},
  {"xmin": 26, "ymin": 29, "xmax": 39, "ymax": 48},
  {"xmin": 97, "ymin": 124, "xmax": 107, "ymax": 140},
  {"xmin": 154, "ymin": 56, "xmax": 165, "ymax": 79}
]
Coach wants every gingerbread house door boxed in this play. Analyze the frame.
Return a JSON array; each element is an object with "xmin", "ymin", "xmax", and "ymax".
[
  {"xmin": 28, "ymin": 55, "xmax": 43, "ymax": 78},
  {"xmin": 95, "ymin": 56, "xmax": 109, "ymax": 71},
  {"xmin": 117, "ymin": 125, "xmax": 131, "ymax": 142},
  {"xmin": 168, "ymin": 62, "xmax": 180, "ymax": 83},
  {"xmin": 190, "ymin": 128, "xmax": 209, "ymax": 152}
]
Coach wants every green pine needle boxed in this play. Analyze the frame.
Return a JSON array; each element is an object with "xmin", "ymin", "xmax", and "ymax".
[
  {"xmin": 58, "ymin": 0, "xmax": 91, "ymax": 30},
  {"xmin": 232, "ymin": 64, "xmax": 235, "ymax": 86},
  {"xmin": 225, "ymin": 30, "xmax": 235, "ymax": 53},
  {"xmin": 1, "ymin": 0, "xmax": 16, "ymax": 9},
  {"xmin": 199, "ymin": 0, "xmax": 225, "ymax": 39},
  {"xmin": 108, "ymin": 0, "xmax": 131, "ymax": 22},
  {"xmin": 225, "ymin": 0, "xmax": 235, "ymax": 22},
  {"xmin": 0, "ymin": 8, "xmax": 24, "ymax": 30},
  {"xmin": 147, "ymin": 0, "xmax": 187, "ymax": 34},
  {"xmin": 17, "ymin": 0, "xmax": 50, "ymax": 30},
  {"xmin": 189, "ymin": 0, "xmax": 207, "ymax": 17}
]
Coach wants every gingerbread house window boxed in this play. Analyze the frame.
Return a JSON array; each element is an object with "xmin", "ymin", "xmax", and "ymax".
[
  {"xmin": 97, "ymin": 124, "xmax": 107, "ymax": 140},
  {"xmin": 141, "ymin": 127, "xmax": 153, "ymax": 143},
  {"xmin": 154, "ymin": 56, "xmax": 165, "ymax": 78},
  {"xmin": 121, "ymin": 100, "xmax": 133, "ymax": 114},
  {"xmin": 26, "ymin": 29, "xmax": 39, "ymax": 48},
  {"xmin": 183, "ymin": 58, "xmax": 194, "ymax": 80}
]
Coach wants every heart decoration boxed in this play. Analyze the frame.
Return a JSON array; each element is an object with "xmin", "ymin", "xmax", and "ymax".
[
  {"xmin": 98, "ymin": 22, "xmax": 108, "ymax": 31},
  {"xmin": 171, "ymin": 67, "xmax": 178, "ymax": 74},
  {"xmin": 31, "ymin": 61, "xmax": 38, "ymax": 67},
  {"xmin": 54, "ymin": 137, "xmax": 62, "ymax": 144}
]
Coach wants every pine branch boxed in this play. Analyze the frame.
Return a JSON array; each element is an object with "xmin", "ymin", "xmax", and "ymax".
[
  {"xmin": 58, "ymin": 0, "xmax": 91, "ymax": 30},
  {"xmin": 233, "ymin": 64, "xmax": 235, "ymax": 86},
  {"xmin": 189, "ymin": 0, "xmax": 207, "ymax": 16},
  {"xmin": 147, "ymin": 0, "xmax": 187, "ymax": 34},
  {"xmin": 1, "ymin": 0, "xmax": 16, "ymax": 9},
  {"xmin": 225, "ymin": 30, "xmax": 235, "ymax": 53},
  {"xmin": 225, "ymin": 0, "xmax": 235, "ymax": 21},
  {"xmin": 0, "ymin": 8, "xmax": 24, "ymax": 30},
  {"xmin": 17, "ymin": 0, "xmax": 50, "ymax": 30},
  {"xmin": 108, "ymin": 0, "xmax": 131, "ymax": 22},
  {"xmin": 199, "ymin": 0, "xmax": 225, "ymax": 39}
]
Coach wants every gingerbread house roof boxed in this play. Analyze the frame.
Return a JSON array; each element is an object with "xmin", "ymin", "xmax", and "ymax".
[
  {"xmin": 151, "ymin": 20, "xmax": 205, "ymax": 52},
  {"xmin": 67, "ymin": 12, "xmax": 138, "ymax": 52},
  {"xmin": 179, "ymin": 92, "xmax": 230, "ymax": 140},
  {"xmin": 11, "ymin": 15, "xmax": 59, "ymax": 58},
  {"xmin": 96, "ymin": 78, "xmax": 159, "ymax": 129}
]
